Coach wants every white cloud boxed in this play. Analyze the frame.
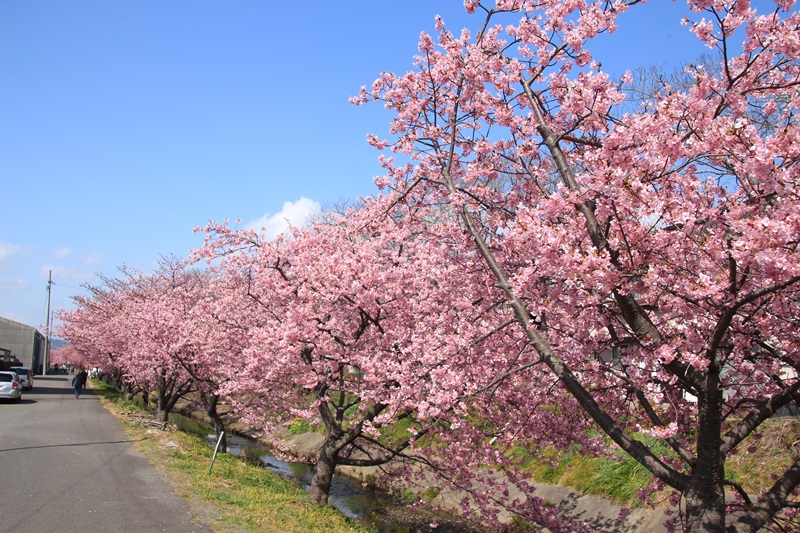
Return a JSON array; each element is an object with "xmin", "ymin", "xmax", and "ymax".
[
  {"xmin": 84, "ymin": 252, "xmax": 105, "ymax": 266},
  {"xmin": 0, "ymin": 276, "xmax": 28, "ymax": 292},
  {"xmin": 40, "ymin": 264, "xmax": 95, "ymax": 287},
  {"xmin": 53, "ymin": 246, "xmax": 72, "ymax": 259},
  {"xmin": 244, "ymin": 197, "xmax": 321, "ymax": 240},
  {"xmin": 0, "ymin": 242, "xmax": 21, "ymax": 260}
]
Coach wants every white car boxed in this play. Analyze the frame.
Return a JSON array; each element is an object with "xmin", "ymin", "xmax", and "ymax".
[
  {"xmin": 9, "ymin": 366, "xmax": 33, "ymax": 390},
  {"xmin": 0, "ymin": 371, "xmax": 22, "ymax": 402}
]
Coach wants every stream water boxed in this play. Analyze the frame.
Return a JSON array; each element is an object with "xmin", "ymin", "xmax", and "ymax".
[
  {"xmin": 217, "ymin": 433, "xmax": 409, "ymax": 531},
  {"xmin": 169, "ymin": 414, "xmax": 481, "ymax": 532}
]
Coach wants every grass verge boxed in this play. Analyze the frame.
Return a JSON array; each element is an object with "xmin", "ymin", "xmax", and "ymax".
[
  {"xmin": 514, "ymin": 418, "xmax": 800, "ymax": 509},
  {"xmin": 91, "ymin": 380, "xmax": 374, "ymax": 533}
]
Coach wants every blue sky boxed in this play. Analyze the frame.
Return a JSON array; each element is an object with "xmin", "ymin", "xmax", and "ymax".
[{"xmin": 1, "ymin": 0, "xmax": 705, "ymax": 331}]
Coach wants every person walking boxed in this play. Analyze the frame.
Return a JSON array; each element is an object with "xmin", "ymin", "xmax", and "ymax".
[{"xmin": 72, "ymin": 369, "xmax": 88, "ymax": 398}]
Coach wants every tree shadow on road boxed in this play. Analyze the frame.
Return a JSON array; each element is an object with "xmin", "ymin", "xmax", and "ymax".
[
  {"xmin": 22, "ymin": 375, "xmax": 98, "ymax": 398},
  {"xmin": 0, "ymin": 437, "xmax": 147, "ymax": 453}
]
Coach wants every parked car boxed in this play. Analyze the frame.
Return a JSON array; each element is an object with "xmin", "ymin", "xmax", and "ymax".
[
  {"xmin": 9, "ymin": 366, "xmax": 33, "ymax": 390},
  {"xmin": 0, "ymin": 371, "xmax": 22, "ymax": 402}
]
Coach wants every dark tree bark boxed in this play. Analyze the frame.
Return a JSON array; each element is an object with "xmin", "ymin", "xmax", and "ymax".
[{"xmin": 201, "ymin": 391, "xmax": 227, "ymax": 454}]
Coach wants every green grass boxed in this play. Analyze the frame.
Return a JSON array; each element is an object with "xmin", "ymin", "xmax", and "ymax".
[
  {"xmin": 91, "ymin": 379, "xmax": 374, "ymax": 533},
  {"xmin": 288, "ymin": 416, "xmax": 318, "ymax": 435},
  {"xmin": 92, "ymin": 379, "xmax": 798, "ymax": 520},
  {"xmin": 170, "ymin": 412, "xmax": 215, "ymax": 436},
  {"xmin": 511, "ymin": 435, "xmax": 672, "ymax": 507},
  {"xmin": 513, "ymin": 422, "xmax": 799, "ymax": 509},
  {"xmin": 91, "ymin": 379, "xmax": 143, "ymax": 411},
  {"xmin": 582, "ymin": 455, "xmax": 652, "ymax": 503}
]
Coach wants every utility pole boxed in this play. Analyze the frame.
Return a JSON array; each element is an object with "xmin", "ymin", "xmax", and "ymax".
[{"xmin": 44, "ymin": 270, "xmax": 52, "ymax": 375}]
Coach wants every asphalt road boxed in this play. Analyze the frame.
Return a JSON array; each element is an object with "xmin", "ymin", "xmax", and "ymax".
[{"xmin": 0, "ymin": 374, "xmax": 211, "ymax": 532}]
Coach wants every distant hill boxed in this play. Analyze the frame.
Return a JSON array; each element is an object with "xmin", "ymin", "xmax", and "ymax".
[{"xmin": 50, "ymin": 337, "xmax": 67, "ymax": 350}]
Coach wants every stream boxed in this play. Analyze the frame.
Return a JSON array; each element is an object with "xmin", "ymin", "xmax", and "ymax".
[
  {"xmin": 170, "ymin": 414, "xmax": 484, "ymax": 532},
  {"xmin": 215, "ymin": 433, "xmax": 408, "ymax": 531}
]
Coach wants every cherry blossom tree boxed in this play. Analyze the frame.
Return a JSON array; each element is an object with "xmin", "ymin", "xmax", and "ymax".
[
  {"xmin": 115, "ymin": 259, "xmax": 200, "ymax": 422},
  {"xmin": 58, "ymin": 275, "xmax": 136, "ymax": 392},
  {"xmin": 171, "ymin": 263, "xmax": 255, "ymax": 453},
  {"xmin": 355, "ymin": 1, "xmax": 800, "ymax": 531},
  {"xmin": 60, "ymin": 256, "xmax": 248, "ymax": 450},
  {"xmin": 49, "ymin": 344, "xmax": 83, "ymax": 372},
  {"xmin": 195, "ymin": 196, "xmax": 505, "ymax": 506},
  {"xmin": 61, "ymin": 261, "xmax": 198, "ymax": 422}
]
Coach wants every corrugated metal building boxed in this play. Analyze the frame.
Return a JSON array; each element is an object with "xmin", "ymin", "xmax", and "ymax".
[{"xmin": 0, "ymin": 317, "xmax": 45, "ymax": 373}]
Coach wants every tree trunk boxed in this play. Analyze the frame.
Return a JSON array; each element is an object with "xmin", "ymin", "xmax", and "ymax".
[
  {"xmin": 683, "ymin": 372, "xmax": 727, "ymax": 532},
  {"xmin": 205, "ymin": 395, "xmax": 227, "ymax": 453},
  {"xmin": 308, "ymin": 444, "xmax": 338, "ymax": 506},
  {"xmin": 155, "ymin": 388, "xmax": 168, "ymax": 423},
  {"xmin": 141, "ymin": 388, "xmax": 151, "ymax": 408},
  {"xmin": 684, "ymin": 482, "xmax": 726, "ymax": 532}
]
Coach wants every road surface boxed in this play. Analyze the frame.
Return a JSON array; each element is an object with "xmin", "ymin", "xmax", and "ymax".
[{"xmin": 0, "ymin": 374, "xmax": 211, "ymax": 532}]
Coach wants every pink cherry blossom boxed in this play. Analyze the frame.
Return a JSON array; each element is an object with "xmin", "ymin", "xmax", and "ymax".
[{"xmin": 357, "ymin": 0, "xmax": 800, "ymax": 530}]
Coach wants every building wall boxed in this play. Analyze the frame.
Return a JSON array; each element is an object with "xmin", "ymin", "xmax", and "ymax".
[{"xmin": 0, "ymin": 317, "xmax": 46, "ymax": 373}]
